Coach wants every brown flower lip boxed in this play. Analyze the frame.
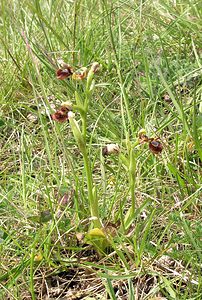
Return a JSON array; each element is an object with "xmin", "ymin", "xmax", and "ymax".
[
  {"xmin": 51, "ymin": 106, "xmax": 69, "ymax": 122},
  {"xmin": 149, "ymin": 139, "xmax": 163, "ymax": 154},
  {"xmin": 56, "ymin": 68, "xmax": 73, "ymax": 80}
]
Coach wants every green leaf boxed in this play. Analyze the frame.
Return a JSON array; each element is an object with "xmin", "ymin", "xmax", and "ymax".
[{"xmin": 86, "ymin": 228, "xmax": 109, "ymax": 254}]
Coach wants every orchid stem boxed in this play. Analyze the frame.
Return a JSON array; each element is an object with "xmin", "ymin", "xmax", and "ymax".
[{"xmin": 83, "ymin": 147, "xmax": 101, "ymax": 228}]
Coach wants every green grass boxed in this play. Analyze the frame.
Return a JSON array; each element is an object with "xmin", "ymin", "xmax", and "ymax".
[{"xmin": 0, "ymin": 0, "xmax": 202, "ymax": 299}]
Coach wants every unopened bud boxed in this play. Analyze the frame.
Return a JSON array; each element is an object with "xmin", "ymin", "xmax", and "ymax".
[
  {"xmin": 90, "ymin": 62, "xmax": 101, "ymax": 73},
  {"xmin": 102, "ymin": 144, "xmax": 120, "ymax": 156},
  {"xmin": 67, "ymin": 111, "xmax": 75, "ymax": 119},
  {"xmin": 68, "ymin": 112, "xmax": 85, "ymax": 152}
]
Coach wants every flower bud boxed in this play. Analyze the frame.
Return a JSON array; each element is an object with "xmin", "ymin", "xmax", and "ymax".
[
  {"xmin": 102, "ymin": 144, "xmax": 120, "ymax": 156},
  {"xmin": 67, "ymin": 111, "xmax": 75, "ymax": 118},
  {"xmin": 68, "ymin": 111, "xmax": 85, "ymax": 152},
  {"xmin": 90, "ymin": 62, "xmax": 101, "ymax": 73}
]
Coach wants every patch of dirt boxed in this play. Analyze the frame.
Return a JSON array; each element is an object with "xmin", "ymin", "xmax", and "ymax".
[{"xmin": 35, "ymin": 267, "xmax": 104, "ymax": 299}]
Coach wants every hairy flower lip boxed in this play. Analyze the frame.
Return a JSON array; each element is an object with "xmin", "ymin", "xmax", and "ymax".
[
  {"xmin": 56, "ymin": 68, "xmax": 73, "ymax": 80},
  {"xmin": 149, "ymin": 139, "xmax": 163, "ymax": 154},
  {"xmin": 138, "ymin": 129, "xmax": 163, "ymax": 154},
  {"xmin": 51, "ymin": 103, "xmax": 73, "ymax": 122},
  {"xmin": 51, "ymin": 110, "xmax": 68, "ymax": 122}
]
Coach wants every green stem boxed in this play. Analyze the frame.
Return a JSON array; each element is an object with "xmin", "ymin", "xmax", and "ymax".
[
  {"xmin": 129, "ymin": 148, "xmax": 136, "ymax": 215},
  {"xmin": 72, "ymin": 68, "xmax": 101, "ymax": 227},
  {"xmin": 82, "ymin": 113, "xmax": 87, "ymax": 141},
  {"xmin": 83, "ymin": 148, "xmax": 101, "ymax": 228},
  {"xmin": 130, "ymin": 168, "xmax": 136, "ymax": 217},
  {"xmin": 82, "ymin": 86, "xmax": 91, "ymax": 141},
  {"xmin": 123, "ymin": 148, "xmax": 136, "ymax": 230}
]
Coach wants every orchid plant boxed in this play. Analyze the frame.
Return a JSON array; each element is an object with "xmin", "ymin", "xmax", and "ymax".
[{"xmin": 51, "ymin": 60, "xmax": 163, "ymax": 252}]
